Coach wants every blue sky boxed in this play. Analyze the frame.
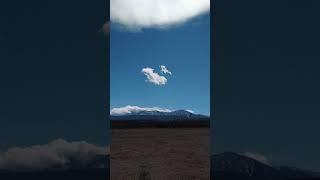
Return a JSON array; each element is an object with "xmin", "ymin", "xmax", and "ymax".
[{"xmin": 110, "ymin": 14, "xmax": 210, "ymax": 115}]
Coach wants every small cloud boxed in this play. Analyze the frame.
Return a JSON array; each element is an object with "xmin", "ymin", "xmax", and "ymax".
[
  {"xmin": 160, "ymin": 65, "xmax": 172, "ymax": 75},
  {"xmin": 0, "ymin": 139, "xmax": 109, "ymax": 171},
  {"xmin": 110, "ymin": 105, "xmax": 171, "ymax": 116},
  {"xmin": 111, "ymin": 0, "xmax": 210, "ymax": 31},
  {"xmin": 242, "ymin": 152, "xmax": 270, "ymax": 165},
  {"xmin": 142, "ymin": 67, "xmax": 167, "ymax": 85}
]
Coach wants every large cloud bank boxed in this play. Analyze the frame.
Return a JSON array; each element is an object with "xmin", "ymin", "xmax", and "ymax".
[
  {"xmin": 110, "ymin": 0, "xmax": 210, "ymax": 30},
  {"xmin": 110, "ymin": 105, "xmax": 172, "ymax": 116},
  {"xmin": 0, "ymin": 139, "xmax": 109, "ymax": 171}
]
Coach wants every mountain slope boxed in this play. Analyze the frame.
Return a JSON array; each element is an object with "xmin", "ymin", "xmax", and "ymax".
[
  {"xmin": 211, "ymin": 152, "xmax": 320, "ymax": 180},
  {"xmin": 212, "ymin": 152, "xmax": 284, "ymax": 180},
  {"xmin": 0, "ymin": 155, "xmax": 110, "ymax": 180}
]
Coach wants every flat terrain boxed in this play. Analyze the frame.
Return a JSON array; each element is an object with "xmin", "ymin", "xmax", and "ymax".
[{"xmin": 111, "ymin": 128, "xmax": 209, "ymax": 180}]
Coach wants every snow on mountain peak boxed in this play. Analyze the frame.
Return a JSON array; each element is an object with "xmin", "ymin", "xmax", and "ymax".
[
  {"xmin": 110, "ymin": 105, "xmax": 197, "ymax": 116},
  {"xmin": 110, "ymin": 105, "xmax": 171, "ymax": 116}
]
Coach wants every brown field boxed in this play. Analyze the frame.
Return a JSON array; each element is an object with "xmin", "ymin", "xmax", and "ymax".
[{"xmin": 110, "ymin": 128, "xmax": 210, "ymax": 180}]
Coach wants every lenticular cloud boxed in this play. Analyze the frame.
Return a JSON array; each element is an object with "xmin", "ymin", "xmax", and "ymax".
[
  {"xmin": 110, "ymin": 105, "xmax": 172, "ymax": 116},
  {"xmin": 110, "ymin": 0, "xmax": 210, "ymax": 30}
]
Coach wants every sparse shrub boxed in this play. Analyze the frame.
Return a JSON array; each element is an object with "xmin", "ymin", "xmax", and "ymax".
[{"xmin": 137, "ymin": 162, "xmax": 151, "ymax": 180}]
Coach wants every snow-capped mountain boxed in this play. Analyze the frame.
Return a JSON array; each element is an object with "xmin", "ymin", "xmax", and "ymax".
[
  {"xmin": 110, "ymin": 109, "xmax": 208, "ymax": 121},
  {"xmin": 125, "ymin": 109, "xmax": 195, "ymax": 116},
  {"xmin": 168, "ymin": 110, "xmax": 194, "ymax": 117}
]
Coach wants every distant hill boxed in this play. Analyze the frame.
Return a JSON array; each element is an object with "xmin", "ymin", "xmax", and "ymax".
[
  {"xmin": 0, "ymin": 168, "xmax": 108, "ymax": 180},
  {"xmin": 0, "ymin": 155, "xmax": 109, "ymax": 180},
  {"xmin": 211, "ymin": 152, "xmax": 320, "ymax": 180}
]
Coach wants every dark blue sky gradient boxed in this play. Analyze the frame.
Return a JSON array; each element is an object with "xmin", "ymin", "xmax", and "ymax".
[
  {"xmin": 213, "ymin": 0, "xmax": 320, "ymax": 171},
  {"xmin": 0, "ymin": 0, "xmax": 108, "ymax": 149}
]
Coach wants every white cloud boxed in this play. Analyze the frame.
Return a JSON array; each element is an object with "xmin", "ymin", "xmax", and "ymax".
[
  {"xmin": 185, "ymin": 109, "xmax": 195, "ymax": 113},
  {"xmin": 110, "ymin": 105, "xmax": 172, "ymax": 116},
  {"xmin": 0, "ymin": 139, "xmax": 109, "ymax": 171},
  {"xmin": 142, "ymin": 67, "xmax": 167, "ymax": 85},
  {"xmin": 160, "ymin": 65, "xmax": 172, "ymax": 75},
  {"xmin": 242, "ymin": 152, "xmax": 270, "ymax": 165},
  {"xmin": 110, "ymin": 0, "xmax": 210, "ymax": 31}
]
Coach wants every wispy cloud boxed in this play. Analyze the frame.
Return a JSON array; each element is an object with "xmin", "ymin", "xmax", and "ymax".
[
  {"xmin": 142, "ymin": 67, "xmax": 167, "ymax": 85},
  {"xmin": 110, "ymin": 105, "xmax": 172, "ymax": 116},
  {"xmin": 110, "ymin": 0, "xmax": 210, "ymax": 31},
  {"xmin": 160, "ymin": 65, "xmax": 172, "ymax": 75},
  {"xmin": 0, "ymin": 139, "xmax": 108, "ymax": 171},
  {"xmin": 242, "ymin": 152, "xmax": 270, "ymax": 165},
  {"xmin": 185, "ymin": 109, "xmax": 195, "ymax": 113}
]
